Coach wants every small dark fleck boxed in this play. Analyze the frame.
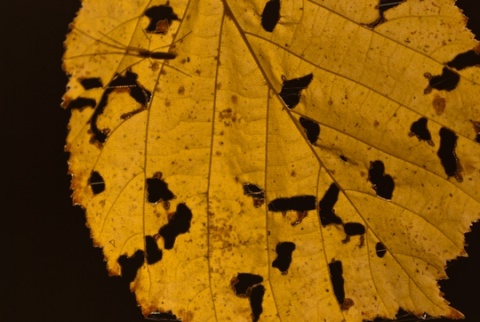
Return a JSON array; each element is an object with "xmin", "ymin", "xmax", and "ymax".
[
  {"xmin": 343, "ymin": 222, "xmax": 365, "ymax": 236},
  {"xmin": 328, "ymin": 260, "xmax": 345, "ymax": 305},
  {"xmin": 144, "ymin": 4, "xmax": 179, "ymax": 34},
  {"xmin": 409, "ymin": 117, "xmax": 433, "ymax": 146},
  {"xmin": 268, "ymin": 195, "xmax": 316, "ymax": 212},
  {"xmin": 340, "ymin": 155, "xmax": 348, "ymax": 162},
  {"xmin": 447, "ymin": 50, "xmax": 480, "ymax": 70},
  {"xmin": 89, "ymin": 171, "xmax": 105, "ymax": 194},
  {"xmin": 375, "ymin": 242, "xmax": 387, "ymax": 258},
  {"xmin": 118, "ymin": 250, "xmax": 144, "ymax": 282},
  {"xmin": 145, "ymin": 236, "xmax": 162, "ymax": 264},
  {"xmin": 437, "ymin": 127, "xmax": 462, "ymax": 182},
  {"xmin": 146, "ymin": 311, "xmax": 181, "ymax": 322},
  {"xmin": 80, "ymin": 77, "xmax": 103, "ymax": 90},
  {"xmin": 66, "ymin": 97, "xmax": 96, "ymax": 110},
  {"xmin": 299, "ymin": 117, "xmax": 320, "ymax": 144},
  {"xmin": 368, "ymin": 160, "xmax": 395, "ymax": 200},
  {"xmin": 272, "ymin": 242, "xmax": 296, "ymax": 274},
  {"xmin": 261, "ymin": 0, "xmax": 280, "ymax": 32},
  {"xmin": 159, "ymin": 203, "xmax": 193, "ymax": 249},
  {"xmin": 279, "ymin": 74, "xmax": 313, "ymax": 109},
  {"xmin": 146, "ymin": 172, "xmax": 175, "ymax": 204},
  {"xmin": 318, "ymin": 184, "xmax": 343, "ymax": 226}
]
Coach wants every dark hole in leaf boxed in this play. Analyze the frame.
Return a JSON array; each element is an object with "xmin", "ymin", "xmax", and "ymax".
[
  {"xmin": 447, "ymin": 50, "xmax": 480, "ymax": 70},
  {"xmin": 109, "ymin": 70, "xmax": 152, "ymax": 106},
  {"xmin": 261, "ymin": 0, "xmax": 280, "ymax": 32},
  {"xmin": 66, "ymin": 97, "xmax": 96, "ymax": 110},
  {"xmin": 328, "ymin": 260, "xmax": 345, "ymax": 305},
  {"xmin": 375, "ymin": 242, "xmax": 387, "ymax": 258},
  {"xmin": 231, "ymin": 273, "xmax": 264, "ymax": 296},
  {"xmin": 243, "ymin": 183, "xmax": 265, "ymax": 208},
  {"xmin": 118, "ymin": 250, "xmax": 144, "ymax": 282},
  {"xmin": 279, "ymin": 74, "xmax": 313, "ymax": 109},
  {"xmin": 299, "ymin": 116, "xmax": 320, "ymax": 144},
  {"xmin": 144, "ymin": 4, "xmax": 179, "ymax": 34},
  {"xmin": 319, "ymin": 183, "xmax": 343, "ymax": 226},
  {"xmin": 249, "ymin": 284, "xmax": 265, "ymax": 322},
  {"xmin": 88, "ymin": 171, "xmax": 105, "ymax": 194},
  {"xmin": 272, "ymin": 242, "xmax": 296, "ymax": 274},
  {"xmin": 437, "ymin": 127, "xmax": 462, "ymax": 181},
  {"xmin": 146, "ymin": 311, "xmax": 181, "ymax": 322},
  {"xmin": 159, "ymin": 203, "xmax": 193, "ymax": 249},
  {"xmin": 368, "ymin": 160, "xmax": 395, "ymax": 200},
  {"xmin": 343, "ymin": 222, "xmax": 365, "ymax": 236},
  {"xmin": 146, "ymin": 172, "xmax": 175, "ymax": 204},
  {"xmin": 409, "ymin": 117, "xmax": 433, "ymax": 145},
  {"xmin": 427, "ymin": 67, "xmax": 460, "ymax": 92},
  {"xmin": 80, "ymin": 77, "xmax": 103, "ymax": 90},
  {"xmin": 470, "ymin": 120, "xmax": 480, "ymax": 144},
  {"xmin": 377, "ymin": 0, "xmax": 405, "ymax": 15},
  {"xmin": 90, "ymin": 70, "xmax": 151, "ymax": 144},
  {"xmin": 145, "ymin": 235, "xmax": 163, "ymax": 264},
  {"xmin": 268, "ymin": 195, "xmax": 316, "ymax": 212}
]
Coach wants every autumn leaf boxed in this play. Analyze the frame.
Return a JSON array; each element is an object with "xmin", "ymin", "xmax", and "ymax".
[{"xmin": 62, "ymin": 0, "xmax": 480, "ymax": 321}]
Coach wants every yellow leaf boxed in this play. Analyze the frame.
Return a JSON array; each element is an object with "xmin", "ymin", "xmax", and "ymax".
[{"xmin": 62, "ymin": 0, "xmax": 480, "ymax": 321}]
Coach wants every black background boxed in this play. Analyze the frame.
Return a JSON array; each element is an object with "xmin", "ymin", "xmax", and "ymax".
[{"xmin": 2, "ymin": 1, "xmax": 479, "ymax": 322}]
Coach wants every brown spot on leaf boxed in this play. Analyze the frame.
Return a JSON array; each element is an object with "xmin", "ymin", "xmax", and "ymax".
[
  {"xmin": 341, "ymin": 298, "xmax": 354, "ymax": 311},
  {"xmin": 433, "ymin": 95, "xmax": 446, "ymax": 115},
  {"xmin": 231, "ymin": 95, "xmax": 238, "ymax": 104},
  {"xmin": 178, "ymin": 86, "xmax": 185, "ymax": 95},
  {"xmin": 373, "ymin": 120, "xmax": 379, "ymax": 128}
]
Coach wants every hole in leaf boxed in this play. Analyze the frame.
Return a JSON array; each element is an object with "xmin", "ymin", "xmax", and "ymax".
[
  {"xmin": 146, "ymin": 311, "xmax": 181, "ymax": 322},
  {"xmin": 146, "ymin": 172, "xmax": 175, "ymax": 204},
  {"xmin": 261, "ymin": 0, "xmax": 280, "ymax": 32},
  {"xmin": 118, "ymin": 250, "xmax": 144, "ymax": 283},
  {"xmin": 243, "ymin": 183, "xmax": 265, "ymax": 207},
  {"xmin": 424, "ymin": 67, "xmax": 460, "ymax": 93},
  {"xmin": 328, "ymin": 260, "xmax": 345, "ymax": 305},
  {"xmin": 268, "ymin": 195, "xmax": 316, "ymax": 212},
  {"xmin": 447, "ymin": 50, "xmax": 480, "ymax": 70},
  {"xmin": 159, "ymin": 203, "xmax": 193, "ymax": 249},
  {"xmin": 376, "ymin": 242, "xmax": 387, "ymax": 258},
  {"xmin": 88, "ymin": 171, "xmax": 105, "ymax": 194},
  {"xmin": 299, "ymin": 116, "xmax": 320, "ymax": 144},
  {"xmin": 144, "ymin": 4, "xmax": 179, "ymax": 34},
  {"xmin": 409, "ymin": 117, "xmax": 433, "ymax": 146},
  {"xmin": 437, "ymin": 127, "xmax": 462, "ymax": 182},
  {"xmin": 471, "ymin": 120, "xmax": 480, "ymax": 143},
  {"xmin": 343, "ymin": 222, "xmax": 366, "ymax": 236},
  {"xmin": 145, "ymin": 235, "xmax": 163, "ymax": 265},
  {"xmin": 272, "ymin": 241, "xmax": 296, "ymax": 274},
  {"xmin": 318, "ymin": 183, "xmax": 343, "ymax": 226},
  {"xmin": 368, "ymin": 160, "xmax": 395, "ymax": 200},
  {"xmin": 279, "ymin": 73, "xmax": 313, "ymax": 109},
  {"xmin": 66, "ymin": 97, "xmax": 96, "ymax": 110},
  {"xmin": 80, "ymin": 77, "xmax": 103, "ymax": 90},
  {"xmin": 230, "ymin": 273, "xmax": 264, "ymax": 296},
  {"xmin": 249, "ymin": 284, "xmax": 265, "ymax": 322}
]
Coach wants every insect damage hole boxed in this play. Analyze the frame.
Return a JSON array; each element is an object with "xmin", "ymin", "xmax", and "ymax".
[
  {"xmin": 231, "ymin": 273, "xmax": 265, "ymax": 322},
  {"xmin": 279, "ymin": 73, "xmax": 313, "ymax": 109},
  {"xmin": 272, "ymin": 242, "xmax": 296, "ymax": 274},
  {"xmin": 368, "ymin": 160, "xmax": 395, "ymax": 200},
  {"xmin": 328, "ymin": 260, "xmax": 354, "ymax": 311}
]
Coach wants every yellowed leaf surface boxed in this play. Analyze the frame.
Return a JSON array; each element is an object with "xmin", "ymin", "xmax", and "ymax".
[{"xmin": 62, "ymin": 0, "xmax": 480, "ymax": 321}]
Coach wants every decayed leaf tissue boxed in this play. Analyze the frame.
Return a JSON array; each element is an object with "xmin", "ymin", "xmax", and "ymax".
[{"xmin": 62, "ymin": 0, "xmax": 480, "ymax": 321}]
